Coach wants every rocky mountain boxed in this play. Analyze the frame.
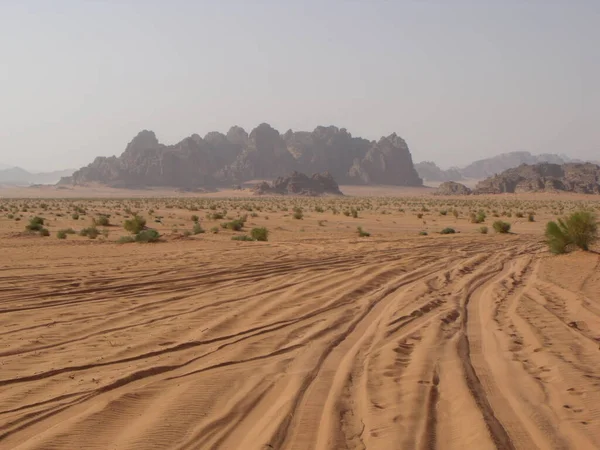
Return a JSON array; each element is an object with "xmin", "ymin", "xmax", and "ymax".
[
  {"xmin": 60, "ymin": 125, "xmax": 423, "ymax": 188},
  {"xmin": 415, "ymin": 161, "xmax": 464, "ymax": 182},
  {"xmin": 434, "ymin": 181, "xmax": 472, "ymax": 195},
  {"xmin": 460, "ymin": 151, "xmax": 574, "ymax": 179},
  {"xmin": 474, "ymin": 163, "xmax": 600, "ymax": 194},
  {"xmin": 0, "ymin": 167, "xmax": 75, "ymax": 185},
  {"xmin": 253, "ymin": 171, "xmax": 343, "ymax": 196}
]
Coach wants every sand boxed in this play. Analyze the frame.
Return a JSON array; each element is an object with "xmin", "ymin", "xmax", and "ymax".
[{"xmin": 1, "ymin": 189, "xmax": 599, "ymax": 449}]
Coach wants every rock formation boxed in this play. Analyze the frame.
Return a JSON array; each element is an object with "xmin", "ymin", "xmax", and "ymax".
[
  {"xmin": 474, "ymin": 163, "xmax": 600, "ymax": 194},
  {"xmin": 434, "ymin": 181, "xmax": 472, "ymax": 195},
  {"xmin": 415, "ymin": 161, "xmax": 464, "ymax": 182},
  {"xmin": 253, "ymin": 171, "xmax": 343, "ymax": 196},
  {"xmin": 60, "ymin": 125, "xmax": 423, "ymax": 189},
  {"xmin": 347, "ymin": 133, "xmax": 422, "ymax": 185}
]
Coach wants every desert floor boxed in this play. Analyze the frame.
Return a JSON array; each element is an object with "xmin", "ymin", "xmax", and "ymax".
[{"xmin": 1, "ymin": 187, "xmax": 600, "ymax": 449}]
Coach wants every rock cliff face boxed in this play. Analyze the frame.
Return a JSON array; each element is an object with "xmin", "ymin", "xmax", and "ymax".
[
  {"xmin": 253, "ymin": 171, "xmax": 343, "ymax": 196},
  {"xmin": 474, "ymin": 163, "xmax": 600, "ymax": 194},
  {"xmin": 434, "ymin": 181, "xmax": 472, "ymax": 196},
  {"xmin": 347, "ymin": 133, "xmax": 422, "ymax": 185},
  {"xmin": 60, "ymin": 125, "xmax": 423, "ymax": 188},
  {"xmin": 415, "ymin": 161, "xmax": 464, "ymax": 182}
]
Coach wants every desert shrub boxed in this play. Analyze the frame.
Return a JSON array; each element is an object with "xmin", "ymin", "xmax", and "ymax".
[
  {"xmin": 315, "ymin": 206, "xmax": 324, "ymax": 213},
  {"xmin": 135, "ymin": 229, "xmax": 160, "ymax": 243},
  {"xmin": 419, "ymin": 231, "xmax": 428, "ymax": 236},
  {"xmin": 470, "ymin": 211, "xmax": 486, "ymax": 224},
  {"xmin": 191, "ymin": 214, "xmax": 199, "ymax": 222},
  {"xmin": 479, "ymin": 226, "xmax": 489, "ymax": 234},
  {"xmin": 221, "ymin": 219, "xmax": 244, "ymax": 231},
  {"xmin": 515, "ymin": 211, "xmax": 524, "ymax": 218},
  {"xmin": 210, "ymin": 212, "xmax": 225, "ymax": 220},
  {"xmin": 71, "ymin": 213, "xmax": 80, "ymax": 220},
  {"xmin": 546, "ymin": 211, "xmax": 598, "ymax": 254},
  {"xmin": 26, "ymin": 216, "xmax": 45, "ymax": 231},
  {"xmin": 118, "ymin": 235, "xmax": 136, "ymax": 244},
  {"xmin": 93, "ymin": 215, "xmax": 110, "ymax": 226},
  {"xmin": 251, "ymin": 227, "xmax": 269, "ymax": 241},
  {"xmin": 440, "ymin": 210, "xmax": 448, "ymax": 216},
  {"xmin": 350, "ymin": 208, "xmax": 358, "ymax": 218},
  {"xmin": 232, "ymin": 235, "xmax": 254, "ymax": 241},
  {"xmin": 528, "ymin": 214, "xmax": 535, "ymax": 222},
  {"xmin": 56, "ymin": 230, "xmax": 66, "ymax": 239},
  {"xmin": 357, "ymin": 226, "xmax": 370, "ymax": 237},
  {"xmin": 39, "ymin": 228, "xmax": 50, "ymax": 237},
  {"xmin": 441, "ymin": 227, "xmax": 456, "ymax": 234},
  {"xmin": 210, "ymin": 226, "xmax": 219, "ymax": 234},
  {"xmin": 493, "ymin": 221, "xmax": 511, "ymax": 233},
  {"xmin": 80, "ymin": 226, "xmax": 100, "ymax": 239},
  {"xmin": 293, "ymin": 207, "xmax": 304, "ymax": 220},
  {"xmin": 318, "ymin": 220, "xmax": 326, "ymax": 227},
  {"xmin": 193, "ymin": 222, "xmax": 205, "ymax": 234},
  {"xmin": 417, "ymin": 213, "xmax": 423, "ymax": 219},
  {"xmin": 124, "ymin": 215, "xmax": 146, "ymax": 234}
]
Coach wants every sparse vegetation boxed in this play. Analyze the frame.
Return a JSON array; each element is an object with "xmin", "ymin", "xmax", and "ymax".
[
  {"xmin": 493, "ymin": 221, "xmax": 511, "ymax": 234},
  {"xmin": 440, "ymin": 227, "xmax": 456, "ymax": 234},
  {"xmin": 250, "ymin": 227, "xmax": 269, "ymax": 241},
  {"xmin": 124, "ymin": 215, "xmax": 146, "ymax": 234},
  {"xmin": 545, "ymin": 211, "xmax": 598, "ymax": 254}
]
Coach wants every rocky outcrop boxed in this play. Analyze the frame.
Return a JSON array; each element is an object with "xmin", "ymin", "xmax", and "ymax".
[
  {"xmin": 434, "ymin": 181, "xmax": 472, "ymax": 195},
  {"xmin": 415, "ymin": 161, "xmax": 464, "ymax": 182},
  {"xmin": 253, "ymin": 171, "xmax": 343, "ymax": 196},
  {"xmin": 460, "ymin": 151, "xmax": 574, "ymax": 179},
  {"xmin": 347, "ymin": 133, "xmax": 422, "ymax": 185},
  {"xmin": 474, "ymin": 163, "xmax": 600, "ymax": 194},
  {"xmin": 61, "ymin": 125, "xmax": 423, "ymax": 189}
]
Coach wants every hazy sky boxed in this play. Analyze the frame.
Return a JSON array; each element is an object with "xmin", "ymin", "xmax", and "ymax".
[{"xmin": 1, "ymin": 1, "xmax": 598, "ymax": 172}]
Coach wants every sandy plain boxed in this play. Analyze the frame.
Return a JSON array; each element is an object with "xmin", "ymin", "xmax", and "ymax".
[{"xmin": 1, "ymin": 186, "xmax": 599, "ymax": 449}]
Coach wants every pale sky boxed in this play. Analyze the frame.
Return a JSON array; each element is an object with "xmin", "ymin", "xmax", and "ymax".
[{"xmin": 1, "ymin": 0, "xmax": 598, "ymax": 172}]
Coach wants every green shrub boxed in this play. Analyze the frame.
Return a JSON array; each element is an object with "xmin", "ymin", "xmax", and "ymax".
[
  {"xmin": 80, "ymin": 226, "xmax": 100, "ymax": 239},
  {"xmin": 419, "ymin": 231, "xmax": 428, "ymax": 236},
  {"xmin": 357, "ymin": 226, "xmax": 370, "ymax": 237},
  {"xmin": 232, "ymin": 235, "xmax": 254, "ymax": 241},
  {"xmin": 479, "ymin": 226, "xmax": 489, "ymax": 234},
  {"xmin": 134, "ymin": 229, "xmax": 160, "ymax": 243},
  {"xmin": 93, "ymin": 215, "xmax": 110, "ymax": 226},
  {"xmin": 57, "ymin": 228, "xmax": 75, "ymax": 239},
  {"xmin": 293, "ymin": 207, "xmax": 303, "ymax": 220},
  {"xmin": 193, "ymin": 222, "xmax": 205, "ymax": 234},
  {"xmin": 470, "ymin": 211, "xmax": 486, "ymax": 224},
  {"xmin": 493, "ymin": 221, "xmax": 511, "ymax": 233},
  {"xmin": 124, "ymin": 215, "xmax": 146, "ymax": 234},
  {"xmin": 191, "ymin": 215, "xmax": 199, "ymax": 222},
  {"xmin": 210, "ymin": 226, "xmax": 219, "ymax": 234},
  {"xmin": 71, "ymin": 213, "xmax": 79, "ymax": 220},
  {"xmin": 118, "ymin": 235, "xmax": 136, "ymax": 244},
  {"xmin": 39, "ymin": 228, "xmax": 50, "ymax": 237},
  {"xmin": 528, "ymin": 214, "xmax": 535, "ymax": 222},
  {"xmin": 251, "ymin": 227, "xmax": 269, "ymax": 241},
  {"xmin": 441, "ymin": 227, "xmax": 456, "ymax": 234},
  {"xmin": 26, "ymin": 216, "xmax": 45, "ymax": 231},
  {"xmin": 515, "ymin": 212, "xmax": 524, "ymax": 218},
  {"xmin": 221, "ymin": 219, "xmax": 244, "ymax": 231},
  {"xmin": 546, "ymin": 211, "xmax": 598, "ymax": 254}
]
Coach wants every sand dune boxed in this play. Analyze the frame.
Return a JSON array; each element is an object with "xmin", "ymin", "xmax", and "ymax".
[{"xmin": 1, "ymin": 229, "xmax": 599, "ymax": 449}]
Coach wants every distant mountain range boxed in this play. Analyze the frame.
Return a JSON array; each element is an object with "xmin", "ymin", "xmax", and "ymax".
[
  {"xmin": 416, "ymin": 151, "xmax": 598, "ymax": 182},
  {"xmin": 59, "ymin": 124, "xmax": 423, "ymax": 188},
  {"xmin": 0, "ymin": 166, "xmax": 75, "ymax": 185}
]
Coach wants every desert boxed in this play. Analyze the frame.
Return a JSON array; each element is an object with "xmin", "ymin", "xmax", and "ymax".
[{"xmin": 1, "ymin": 186, "xmax": 599, "ymax": 449}]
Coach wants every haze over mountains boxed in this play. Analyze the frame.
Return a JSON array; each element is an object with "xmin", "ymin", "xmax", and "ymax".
[
  {"xmin": 0, "ymin": 166, "xmax": 75, "ymax": 185},
  {"xmin": 414, "ymin": 151, "xmax": 598, "ymax": 182},
  {"xmin": 4, "ymin": 129, "xmax": 596, "ymax": 190},
  {"xmin": 60, "ymin": 124, "xmax": 423, "ymax": 189}
]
